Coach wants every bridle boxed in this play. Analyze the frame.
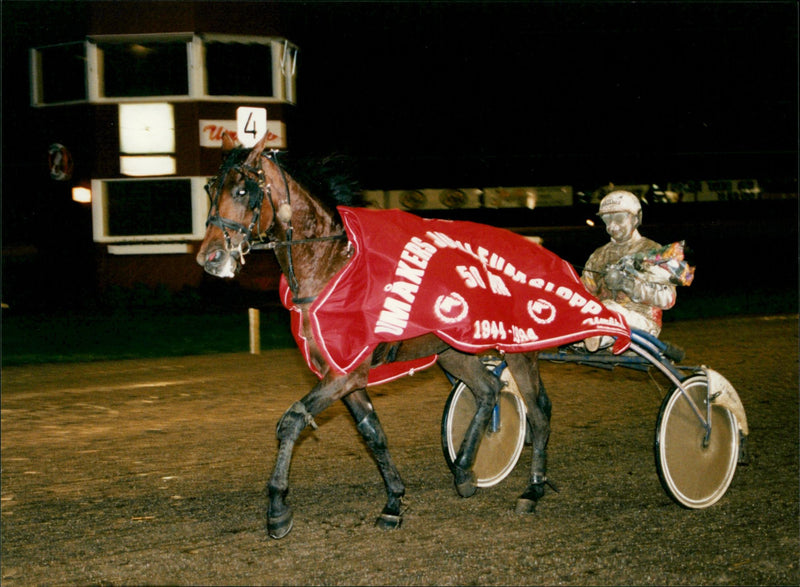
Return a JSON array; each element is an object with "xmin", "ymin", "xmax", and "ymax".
[
  {"xmin": 204, "ymin": 149, "xmax": 348, "ymax": 304},
  {"xmin": 205, "ymin": 159, "xmax": 265, "ymax": 265}
]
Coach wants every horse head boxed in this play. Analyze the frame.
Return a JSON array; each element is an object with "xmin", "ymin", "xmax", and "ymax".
[
  {"xmin": 197, "ymin": 133, "xmax": 283, "ymax": 278},
  {"xmin": 197, "ymin": 134, "xmax": 358, "ymax": 303}
]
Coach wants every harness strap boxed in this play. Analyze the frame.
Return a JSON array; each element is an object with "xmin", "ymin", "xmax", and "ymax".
[
  {"xmin": 292, "ymin": 295, "xmax": 318, "ymax": 305},
  {"xmin": 251, "ymin": 233, "xmax": 348, "ymax": 250},
  {"xmin": 262, "ymin": 151, "xmax": 303, "ymax": 297},
  {"xmin": 206, "ymin": 214, "xmax": 254, "ymax": 235},
  {"xmin": 253, "ymin": 232, "xmax": 348, "ymax": 306}
]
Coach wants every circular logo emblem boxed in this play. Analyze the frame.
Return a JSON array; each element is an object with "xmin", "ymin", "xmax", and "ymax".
[
  {"xmin": 439, "ymin": 189, "xmax": 467, "ymax": 209},
  {"xmin": 434, "ymin": 292, "xmax": 469, "ymax": 324},
  {"xmin": 48, "ymin": 143, "xmax": 73, "ymax": 181},
  {"xmin": 527, "ymin": 298, "xmax": 556, "ymax": 324},
  {"xmin": 399, "ymin": 190, "xmax": 427, "ymax": 209}
]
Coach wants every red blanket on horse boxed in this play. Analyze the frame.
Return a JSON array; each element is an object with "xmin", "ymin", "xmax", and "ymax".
[{"xmin": 282, "ymin": 207, "xmax": 630, "ymax": 384}]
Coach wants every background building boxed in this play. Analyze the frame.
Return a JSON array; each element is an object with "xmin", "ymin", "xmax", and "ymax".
[
  {"xmin": 20, "ymin": 3, "xmax": 296, "ymax": 301},
  {"xmin": 3, "ymin": 2, "xmax": 797, "ymax": 313}
]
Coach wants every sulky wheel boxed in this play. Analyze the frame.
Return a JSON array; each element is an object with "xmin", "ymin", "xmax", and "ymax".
[
  {"xmin": 442, "ymin": 368, "xmax": 528, "ymax": 488},
  {"xmin": 654, "ymin": 373, "xmax": 740, "ymax": 508}
]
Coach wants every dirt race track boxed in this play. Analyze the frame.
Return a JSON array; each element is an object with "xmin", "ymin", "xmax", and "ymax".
[{"xmin": 2, "ymin": 315, "xmax": 798, "ymax": 586}]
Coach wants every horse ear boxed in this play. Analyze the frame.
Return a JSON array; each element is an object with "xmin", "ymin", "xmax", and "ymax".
[
  {"xmin": 253, "ymin": 132, "xmax": 272, "ymax": 154},
  {"xmin": 245, "ymin": 132, "xmax": 273, "ymax": 166},
  {"xmin": 221, "ymin": 132, "xmax": 237, "ymax": 153}
]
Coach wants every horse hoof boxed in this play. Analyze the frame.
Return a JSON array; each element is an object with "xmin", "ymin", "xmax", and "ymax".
[
  {"xmin": 268, "ymin": 508, "xmax": 294, "ymax": 539},
  {"xmin": 454, "ymin": 469, "xmax": 477, "ymax": 498},
  {"xmin": 375, "ymin": 512, "xmax": 403, "ymax": 530},
  {"xmin": 515, "ymin": 497, "xmax": 537, "ymax": 515},
  {"xmin": 515, "ymin": 482, "xmax": 548, "ymax": 514}
]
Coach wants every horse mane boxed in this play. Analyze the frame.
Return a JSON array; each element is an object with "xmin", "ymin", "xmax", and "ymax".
[
  {"xmin": 273, "ymin": 151, "xmax": 365, "ymax": 210},
  {"xmin": 216, "ymin": 148, "xmax": 365, "ymax": 216}
]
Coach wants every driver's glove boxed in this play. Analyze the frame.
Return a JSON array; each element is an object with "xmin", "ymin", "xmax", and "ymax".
[{"xmin": 604, "ymin": 267, "xmax": 636, "ymax": 295}]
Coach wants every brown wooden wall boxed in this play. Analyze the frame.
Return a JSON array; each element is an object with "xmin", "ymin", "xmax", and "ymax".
[{"xmin": 87, "ymin": 2, "xmax": 284, "ymax": 37}]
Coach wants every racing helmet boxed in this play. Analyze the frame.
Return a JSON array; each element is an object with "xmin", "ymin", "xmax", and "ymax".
[{"xmin": 597, "ymin": 190, "xmax": 642, "ymax": 216}]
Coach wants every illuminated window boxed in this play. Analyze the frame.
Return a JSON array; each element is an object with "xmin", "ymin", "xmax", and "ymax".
[
  {"xmin": 119, "ymin": 103, "xmax": 174, "ymax": 152},
  {"xmin": 119, "ymin": 103, "xmax": 176, "ymax": 177},
  {"xmin": 119, "ymin": 156, "xmax": 177, "ymax": 177}
]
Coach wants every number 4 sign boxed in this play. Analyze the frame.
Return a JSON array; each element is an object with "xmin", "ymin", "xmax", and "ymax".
[{"xmin": 236, "ymin": 107, "xmax": 267, "ymax": 148}]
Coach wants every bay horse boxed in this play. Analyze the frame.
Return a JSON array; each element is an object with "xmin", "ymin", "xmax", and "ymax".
[{"xmin": 197, "ymin": 133, "xmax": 552, "ymax": 539}]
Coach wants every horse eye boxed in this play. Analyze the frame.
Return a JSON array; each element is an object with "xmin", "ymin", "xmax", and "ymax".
[{"xmin": 236, "ymin": 187, "xmax": 248, "ymax": 198}]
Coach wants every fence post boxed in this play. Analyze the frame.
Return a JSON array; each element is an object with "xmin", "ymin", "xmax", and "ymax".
[{"xmin": 248, "ymin": 308, "xmax": 260, "ymax": 354}]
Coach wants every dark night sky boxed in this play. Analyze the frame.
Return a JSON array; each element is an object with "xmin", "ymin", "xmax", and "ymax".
[
  {"xmin": 278, "ymin": 2, "xmax": 798, "ymax": 188},
  {"xmin": 2, "ymin": 1, "xmax": 798, "ymax": 190}
]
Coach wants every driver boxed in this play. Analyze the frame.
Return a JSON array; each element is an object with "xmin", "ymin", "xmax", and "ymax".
[{"xmin": 580, "ymin": 190, "xmax": 676, "ymax": 350}]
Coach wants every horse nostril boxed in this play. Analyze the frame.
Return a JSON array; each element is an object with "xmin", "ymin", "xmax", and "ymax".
[{"xmin": 206, "ymin": 250, "xmax": 223, "ymax": 265}]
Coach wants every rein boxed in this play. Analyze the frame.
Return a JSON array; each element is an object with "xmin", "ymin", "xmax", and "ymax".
[
  {"xmin": 205, "ymin": 149, "xmax": 349, "ymax": 305},
  {"xmin": 251, "ymin": 233, "xmax": 348, "ymax": 250}
]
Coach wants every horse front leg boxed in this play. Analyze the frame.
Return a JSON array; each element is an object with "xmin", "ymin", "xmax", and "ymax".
[
  {"xmin": 267, "ymin": 372, "xmax": 357, "ymax": 539},
  {"xmin": 505, "ymin": 353, "xmax": 554, "ymax": 514},
  {"xmin": 342, "ymin": 388, "xmax": 406, "ymax": 530},
  {"xmin": 267, "ymin": 400, "xmax": 311, "ymax": 538}
]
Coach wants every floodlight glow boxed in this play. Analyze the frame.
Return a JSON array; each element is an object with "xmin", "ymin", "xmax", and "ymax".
[
  {"xmin": 119, "ymin": 103, "xmax": 175, "ymax": 154},
  {"xmin": 72, "ymin": 186, "xmax": 92, "ymax": 203}
]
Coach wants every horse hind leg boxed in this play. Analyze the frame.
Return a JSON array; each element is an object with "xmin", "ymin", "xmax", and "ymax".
[
  {"xmin": 515, "ymin": 380, "xmax": 556, "ymax": 514},
  {"xmin": 437, "ymin": 349, "xmax": 504, "ymax": 498},
  {"xmin": 504, "ymin": 353, "xmax": 555, "ymax": 514},
  {"xmin": 343, "ymin": 388, "xmax": 406, "ymax": 530}
]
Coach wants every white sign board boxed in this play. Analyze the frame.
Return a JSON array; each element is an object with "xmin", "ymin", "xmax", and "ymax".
[
  {"xmin": 236, "ymin": 107, "xmax": 268, "ymax": 147},
  {"xmin": 199, "ymin": 120, "xmax": 286, "ymax": 149}
]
